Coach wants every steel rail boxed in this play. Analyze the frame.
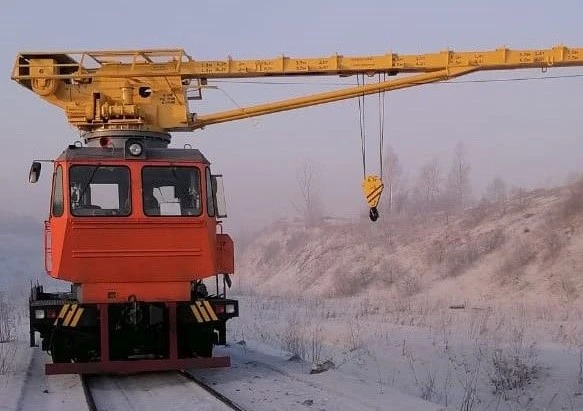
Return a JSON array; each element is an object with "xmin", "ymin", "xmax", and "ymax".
[
  {"xmin": 179, "ymin": 370, "xmax": 248, "ymax": 411},
  {"xmin": 80, "ymin": 375, "xmax": 98, "ymax": 411}
]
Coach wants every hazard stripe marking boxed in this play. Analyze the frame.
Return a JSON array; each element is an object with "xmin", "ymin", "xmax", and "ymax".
[
  {"xmin": 366, "ymin": 184, "xmax": 384, "ymax": 201},
  {"xmin": 190, "ymin": 305, "xmax": 203, "ymax": 323},
  {"xmin": 58, "ymin": 304, "xmax": 70, "ymax": 319},
  {"xmin": 196, "ymin": 301, "xmax": 211, "ymax": 322},
  {"xmin": 63, "ymin": 304, "xmax": 77, "ymax": 327},
  {"xmin": 203, "ymin": 301, "xmax": 219, "ymax": 321},
  {"xmin": 70, "ymin": 307, "xmax": 84, "ymax": 327},
  {"xmin": 54, "ymin": 304, "xmax": 70, "ymax": 326},
  {"xmin": 367, "ymin": 192, "xmax": 382, "ymax": 206}
]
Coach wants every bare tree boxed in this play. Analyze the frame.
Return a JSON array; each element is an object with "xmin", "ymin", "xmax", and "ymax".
[
  {"xmin": 565, "ymin": 171, "xmax": 582, "ymax": 185},
  {"xmin": 509, "ymin": 186, "xmax": 529, "ymax": 210},
  {"xmin": 485, "ymin": 177, "xmax": 507, "ymax": 204},
  {"xmin": 417, "ymin": 159, "xmax": 441, "ymax": 212},
  {"xmin": 393, "ymin": 176, "xmax": 410, "ymax": 215},
  {"xmin": 293, "ymin": 159, "xmax": 323, "ymax": 224},
  {"xmin": 383, "ymin": 144, "xmax": 403, "ymax": 214},
  {"xmin": 446, "ymin": 142, "xmax": 471, "ymax": 209}
]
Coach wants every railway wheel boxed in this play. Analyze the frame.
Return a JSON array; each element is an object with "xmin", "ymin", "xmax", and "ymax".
[
  {"xmin": 50, "ymin": 330, "xmax": 72, "ymax": 363},
  {"xmin": 195, "ymin": 330, "xmax": 214, "ymax": 357}
]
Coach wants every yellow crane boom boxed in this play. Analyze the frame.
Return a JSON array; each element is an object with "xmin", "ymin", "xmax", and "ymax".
[
  {"xmin": 11, "ymin": 45, "xmax": 583, "ymax": 133},
  {"xmin": 11, "ymin": 45, "xmax": 583, "ymax": 220}
]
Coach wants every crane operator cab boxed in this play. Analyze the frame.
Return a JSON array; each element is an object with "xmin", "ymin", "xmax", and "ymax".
[{"xmin": 27, "ymin": 130, "xmax": 238, "ymax": 374}]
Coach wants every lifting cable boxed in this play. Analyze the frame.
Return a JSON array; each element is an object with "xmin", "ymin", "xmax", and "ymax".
[
  {"xmin": 357, "ymin": 74, "xmax": 385, "ymax": 222},
  {"xmin": 356, "ymin": 74, "xmax": 366, "ymax": 179},
  {"xmin": 378, "ymin": 73, "xmax": 386, "ymax": 180}
]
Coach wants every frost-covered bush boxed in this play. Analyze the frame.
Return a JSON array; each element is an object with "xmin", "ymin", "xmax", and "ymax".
[{"xmin": 0, "ymin": 293, "xmax": 14, "ymax": 343}]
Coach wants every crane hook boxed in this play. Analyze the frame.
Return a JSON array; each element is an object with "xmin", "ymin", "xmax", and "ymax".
[
  {"xmin": 369, "ymin": 207, "xmax": 379, "ymax": 221},
  {"xmin": 362, "ymin": 175, "xmax": 383, "ymax": 222},
  {"xmin": 356, "ymin": 74, "xmax": 386, "ymax": 222}
]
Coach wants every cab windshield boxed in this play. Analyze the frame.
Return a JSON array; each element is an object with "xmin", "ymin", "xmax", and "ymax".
[
  {"xmin": 69, "ymin": 166, "xmax": 131, "ymax": 216},
  {"xmin": 142, "ymin": 166, "xmax": 201, "ymax": 216}
]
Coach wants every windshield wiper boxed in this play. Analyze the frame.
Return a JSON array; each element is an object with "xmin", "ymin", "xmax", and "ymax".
[
  {"xmin": 171, "ymin": 166, "xmax": 180, "ymax": 182},
  {"xmin": 77, "ymin": 166, "xmax": 100, "ymax": 203}
]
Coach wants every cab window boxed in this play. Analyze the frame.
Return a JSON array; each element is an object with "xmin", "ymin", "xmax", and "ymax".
[
  {"xmin": 69, "ymin": 166, "xmax": 131, "ymax": 216},
  {"xmin": 142, "ymin": 166, "xmax": 201, "ymax": 216},
  {"xmin": 205, "ymin": 167, "xmax": 215, "ymax": 217},
  {"xmin": 51, "ymin": 166, "xmax": 64, "ymax": 217}
]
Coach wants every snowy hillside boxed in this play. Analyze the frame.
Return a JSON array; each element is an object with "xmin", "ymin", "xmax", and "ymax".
[
  {"xmin": 228, "ymin": 182, "xmax": 583, "ymax": 409},
  {"xmin": 235, "ymin": 181, "xmax": 583, "ymax": 306}
]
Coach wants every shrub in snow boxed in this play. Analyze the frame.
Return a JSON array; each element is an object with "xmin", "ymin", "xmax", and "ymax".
[
  {"xmin": 0, "ymin": 293, "xmax": 14, "ymax": 343},
  {"xmin": 489, "ymin": 337, "xmax": 540, "ymax": 398}
]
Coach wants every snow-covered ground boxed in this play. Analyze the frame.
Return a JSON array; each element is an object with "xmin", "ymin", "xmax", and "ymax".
[
  {"xmin": 87, "ymin": 372, "xmax": 233, "ymax": 411},
  {"xmin": 0, "ymin": 306, "xmax": 441, "ymax": 411},
  {"xmin": 0, "ymin": 304, "xmax": 89, "ymax": 411},
  {"xmin": 0, "ymin": 218, "xmax": 88, "ymax": 411},
  {"xmin": 3, "ymin": 183, "xmax": 583, "ymax": 410},
  {"xmin": 227, "ymin": 183, "xmax": 583, "ymax": 409},
  {"xmin": 190, "ymin": 342, "xmax": 442, "ymax": 410},
  {"xmin": 220, "ymin": 294, "xmax": 583, "ymax": 410}
]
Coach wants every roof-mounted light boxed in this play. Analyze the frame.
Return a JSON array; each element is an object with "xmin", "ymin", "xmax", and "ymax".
[
  {"xmin": 128, "ymin": 142, "xmax": 143, "ymax": 156},
  {"xmin": 124, "ymin": 139, "xmax": 146, "ymax": 159}
]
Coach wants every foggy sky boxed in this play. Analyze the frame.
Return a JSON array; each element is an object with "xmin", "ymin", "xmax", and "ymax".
[{"xmin": 1, "ymin": 0, "xmax": 583, "ymax": 235}]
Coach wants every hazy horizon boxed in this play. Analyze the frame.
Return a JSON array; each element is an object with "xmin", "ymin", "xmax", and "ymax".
[{"xmin": 2, "ymin": 1, "xmax": 583, "ymax": 235}]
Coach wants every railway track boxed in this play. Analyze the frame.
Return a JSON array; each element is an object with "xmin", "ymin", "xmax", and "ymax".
[
  {"xmin": 81, "ymin": 375, "xmax": 98, "ymax": 411},
  {"xmin": 179, "ymin": 370, "xmax": 247, "ymax": 411},
  {"xmin": 81, "ymin": 370, "xmax": 247, "ymax": 411}
]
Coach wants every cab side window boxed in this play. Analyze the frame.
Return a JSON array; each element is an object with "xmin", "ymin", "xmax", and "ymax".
[
  {"xmin": 206, "ymin": 167, "xmax": 215, "ymax": 217},
  {"xmin": 51, "ymin": 166, "xmax": 64, "ymax": 217}
]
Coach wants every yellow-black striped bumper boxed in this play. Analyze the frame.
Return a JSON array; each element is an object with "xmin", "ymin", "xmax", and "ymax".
[
  {"xmin": 189, "ymin": 301, "xmax": 219, "ymax": 323},
  {"xmin": 53, "ymin": 304, "xmax": 85, "ymax": 327}
]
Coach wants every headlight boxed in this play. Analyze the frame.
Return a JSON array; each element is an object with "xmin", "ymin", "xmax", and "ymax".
[
  {"xmin": 34, "ymin": 309, "xmax": 45, "ymax": 320},
  {"xmin": 225, "ymin": 304, "xmax": 236, "ymax": 314},
  {"xmin": 214, "ymin": 304, "xmax": 225, "ymax": 314},
  {"xmin": 128, "ymin": 142, "xmax": 143, "ymax": 156}
]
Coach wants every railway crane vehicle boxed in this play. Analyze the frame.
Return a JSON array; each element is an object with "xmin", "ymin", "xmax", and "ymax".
[{"xmin": 11, "ymin": 45, "xmax": 583, "ymax": 374}]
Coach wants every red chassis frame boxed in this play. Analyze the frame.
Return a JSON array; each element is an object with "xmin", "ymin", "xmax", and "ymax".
[{"xmin": 45, "ymin": 302, "xmax": 230, "ymax": 375}]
